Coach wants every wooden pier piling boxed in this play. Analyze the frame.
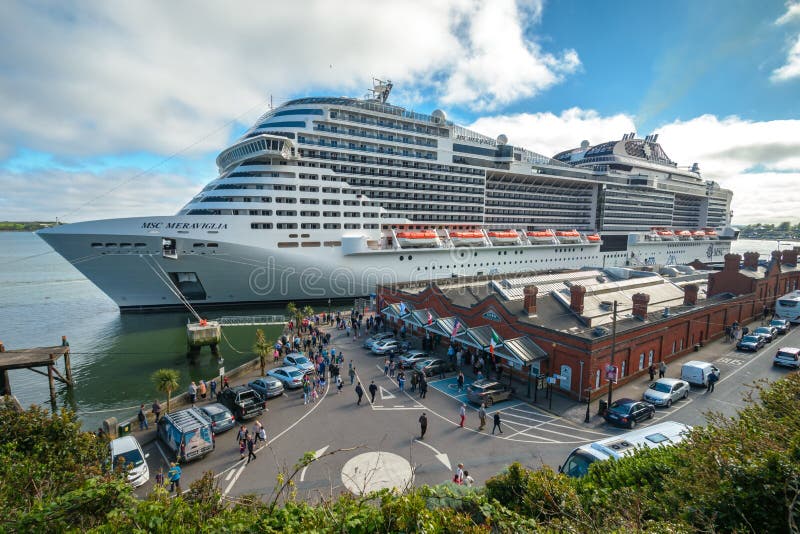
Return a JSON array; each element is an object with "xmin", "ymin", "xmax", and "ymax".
[{"xmin": 0, "ymin": 339, "xmax": 74, "ymax": 410}]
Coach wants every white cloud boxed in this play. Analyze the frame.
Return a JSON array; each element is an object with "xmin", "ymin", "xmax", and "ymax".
[
  {"xmin": 0, "ymin": 168, "xmax": 201, "ymax": 222},
  {"xmin": 772, "ymin": 35, "xmax": 800, "ymax": 81},
  {"xmin": 465, "ymin": 109, "xmax": 800, "ymax": 224},
  {"xmin": 0, "ymin": 0, "xmax": 577, "ymax": 160},
  {"xmin": 776, "ymin": 1, "xmax": 800, "ymax": 25}
]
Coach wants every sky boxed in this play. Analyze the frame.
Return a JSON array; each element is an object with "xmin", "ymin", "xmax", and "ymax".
[{"xmin": 1, "ymin": 0, "xmax": 799, "ymax": 225}]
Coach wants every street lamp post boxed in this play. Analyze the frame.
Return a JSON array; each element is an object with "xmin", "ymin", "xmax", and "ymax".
[
  {"xmin": 606, "ymin": 300, "xmax": 618, "ymax": 408},
  {"xmin": 584, "ymin": 387, "xmax": 592, "ymax": 423}
]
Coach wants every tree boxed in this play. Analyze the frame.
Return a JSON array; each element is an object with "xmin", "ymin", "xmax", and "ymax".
[
  {"xmin": 286, "ymin": 302, "xmax": 298, "ymax": 329},
  {"xmin": 779, "ymin": 221, "xmax": 791, "ymax": 232},
  {"xmin": 301, "ymin": 305, "xmax": 315, "ymax": 322},
  {"xmin": 253, "ymin": 328, "xmax": 271, "ymax": 376},
  {"xmin": 151, "ymin": 368, "xmax": 180, "ymax": 413}
]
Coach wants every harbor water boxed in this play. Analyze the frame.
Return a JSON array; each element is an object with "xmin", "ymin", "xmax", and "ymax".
[{"xmin": 0, "ymin": 233, "xmax": 794, "ymax": 430}]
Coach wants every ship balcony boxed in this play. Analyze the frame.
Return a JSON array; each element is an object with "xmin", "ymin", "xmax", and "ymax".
[{"xmin": 216, "ymin": 134, "xmax": 297, "ymax": 173}]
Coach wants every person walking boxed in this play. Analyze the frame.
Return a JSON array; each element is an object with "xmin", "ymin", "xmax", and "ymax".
[
  {"xmin": 303, "ymin": 379, "xmax": 311, "ymax": 405},
  {"xmin": 454, "ymin": 463, "xmax": 464, "ymax": 484},
  {"xmin": 419, "ymin": 375, "xmax": 428, "ymax": 399},
  {"xmin": 209, "ymin": 379, "xmax": 217, "ymax": 399},
  {"xmin": 458, "ymin": 403, "xmax": 466, "ymax": 428},
  {"xmin": 457, "ymin": 371, "xmax": 465, "ymax": 393},
  {"xmin": 477, "ymin": 403, "xmax": 487, "ymax": 431},
  {"xmin": 384, "ymin": 358, "xmax": 390, "ymax": 376},
  {"xmin": 188, "ymin": 381, "xmax": 197, "ymax": 405},
  {"xmin": 389, "ymin": 361, "xmax": 396, "ymax": 378},
  {"xmin": 648, "ymin": 363, "xmax": 656, "ymax": 381},
  {"xmin": 151, "ymin": 399, "xmax": 162, "ymax": 424},
  {"xmin": 491, "ymin": 412, "xmax": 503, "ymax": 435},
  {"xmin": 349, "ymin": 365, "xmax": 356, "ymax": 385},
  {"xmin": 198, "ymin": 379, "xmax": 207, "ymax": 400},
  {"xmin": 463, "ymin": 470, "xmax": 474, "ymax": 487},
  {"xmin": 418, "ymin": 412, "xmax": 428, "ymax": 439},
  {"xmin": 257, "ymin": 422, "xmax": 267, "ymax": 445},
  {"xmin": 168, "ymin": 462, "xmax": 182, "ymax": 494},
  {"xmin": 137, "ymin": 404, "xmax": 149, "ymax": 431},
  {"xmin": 398, "ymin": 371, "xmax": 406, "ymax": 392},
  {"xmin": 355, "ymin": 382, "xmax": 364, "ymax": 405},
  {"xmin": 369, "ymin": 381, "xmax": 378, "ymax": 403},
  {"xmin": 336, "ymin": 375, "xmax": 343, "ymax": 393},
  {"xmin": 410, "ymin": 371, "xmax": 418, "ymax": 392},
  {"xmin": 659, "ymin": 361, "xmax": 667, "ymax": 379},
  {"xmin": 246, "ymin": 435, "xmax": 257, "ymax": 464},
  {"xmin": 707, "ymin": 372, "xmax": 718, "ymax": 393}
]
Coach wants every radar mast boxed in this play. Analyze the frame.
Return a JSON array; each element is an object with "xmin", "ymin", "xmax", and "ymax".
[{"xmin": 367, "ymin": 78, "xmax": 393, "ymax": 103}]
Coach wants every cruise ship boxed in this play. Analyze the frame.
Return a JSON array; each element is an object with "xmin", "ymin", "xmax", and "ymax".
[{"xmin": 39, "ymin": 81, "xmax": 735, "ymax": 311}]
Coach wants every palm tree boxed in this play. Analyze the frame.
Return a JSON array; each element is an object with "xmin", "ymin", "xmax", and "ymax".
[
  {"xmin": 286, "ymin": 302, "xmax": 298, "ymax": 330},
  {"xmin": 301, "ymin": 305, "xmax": 315, "ymax": 322},
  {"xmin": 253, "ymin": 328, "xmax": 271, "ymax": 376},
  {"xmin": 151, "ymin": 368, "xmax": 180, "ymax": 414}
]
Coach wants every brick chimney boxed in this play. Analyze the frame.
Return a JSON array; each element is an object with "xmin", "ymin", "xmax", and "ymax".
[
  {"xmin": 782, "ymin": 249, "xmax": 799, "ymax": 266},
  {"xmin": 723, "ymin": 253, "xmax": 741, "ymax": 272},
  {"xmin": 570, "ymin": 285, "xmax": 586, "ymax": 314},
  {"xmin": 771, "ymin": 250, "xmax": 782, "ymax": 266},
  {"xmin": 683, "ymin": 284, "xmax": 699, "ymax": 306},
  {"xmin": 632, "ymin": 293, "xmax": 650, "ymax": 320},
  {"xmin": 742, "ymin": 252, "xmax": 760, "ymax": 270},
  {"xmin": 523, "ymin": 285, "xmax": 538, "ymax": 315}
]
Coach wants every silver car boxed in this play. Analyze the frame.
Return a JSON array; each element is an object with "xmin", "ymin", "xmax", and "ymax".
[
  {"xmin": 372, "ymin": 339, "xmax": 401, "ymax": 355},
  {"xmin": 363, "ymin": 333, "xmax": 394, "ymax": 349},
  {"xmin": 198, "ymin": 403, "xmax": 236, "ymax": 434},
  {"xmin": 642, "ymin": 378, "xmax": 690, "ymax": 407}
]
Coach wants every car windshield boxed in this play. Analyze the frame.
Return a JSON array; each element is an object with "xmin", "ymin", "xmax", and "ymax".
[
  {"xmin": 609, "ymin": 403, "xmax": 633, "ymax": 415},
  {"xmin": 469, "ymin": 384, "xmax": 488, "ymax": 393},
  {"xmin": 209, "ymin": 411, "xmax": 230, "ymax": 422},
  {"xmin": 289, "ymin": 370, "xmax": 303, "ymax": 377},
  {"xmin": 114, "ymin": 449, "xmax": 144, "ymax": 468},
  {"xmin": 742, "ymin": 335, "xmax": 760, "ymax": 343},
  {"xmin": 755, "ymin": 328, "xmax": 769, "ymax": 334},
  {"xmin": 771, "ymin": 320, "xmax": 786, "ymax": 326},
  {"xmin": 650, "ymin": 382, "xmax": 672, "ymax": 393},
  {"xmin": 293, "ymin": 356, "xmax": 310, "ymax": 365}
]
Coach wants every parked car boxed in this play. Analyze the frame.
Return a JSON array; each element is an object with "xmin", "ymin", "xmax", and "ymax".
[
  {"xmin": 466, "ymin": 379, "xmax": 514, "ymax": 406},
  {"xmin": 218, "ymin": 385, "xmax": 265, "ymax": 421},
  {"xmin": 773, "ymin": 347, "xmax": 800, "ymax": 369},
  {"xmin": 737, "ymin": 334, "xmax": 764, "ymax": 351},
  {"xmin": 198, "ymin": 403, "xmax": 236, "ymax": 434},
  {"xmin": 753, "ymin": 326, "xmax": 776, "ymax": 343},
  {"xmin": 397, "ymin": 350, "xmax": 431, "ymax": 369},
  {"xmin": 363, "ymin": 333, "xmax": 394, "ymax": 350},
  {"xmin": 110, "ymin": 435, "xmax": 149, "ymax": 487},
  {"xmin": 157, "ymin": 407, "xmax": 215, "ymax": 462},
  {"xmin": 770, "ymin": 318, "xmax": 791, "ymax": 334},
  {"xmin": 283, "ymin": 352, "xmax": 314, "ymax": 372},
  {"xmin": 413, "ymin": 358, "xmax": 454, "ymax": 377},
  {"xmin": 642, "ymin": 378, "xmax": 690, "ymax": 408},
  {"xmin": 372, "ymin": 339, "xmax": 402, "ymax": 356},
  {"xmin": 603, "ymin": 398, "xmax": 655, "ymax": 428},
  {"xmin": 248, "ymin": 376, "xmax": 284, "ymax": 399},
  {"xmin": 267, "ymin": 366, "xmax": 306, "ymax": 389}
]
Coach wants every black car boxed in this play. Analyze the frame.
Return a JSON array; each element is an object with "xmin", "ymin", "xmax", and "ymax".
[
  {"xmin": 413, "ymin": 358, "xmax": 454, "ymax": 377},
  {"xmin": 603, "ymin": 398, "xmax": 655, "ymax": 428},
  {"xmin": 770, "ymin": 319, "xmax": 790, "ymax": 334},
  {"xmin": 218, "ymin": 385, "xmax": 265, "ymax": 421}
]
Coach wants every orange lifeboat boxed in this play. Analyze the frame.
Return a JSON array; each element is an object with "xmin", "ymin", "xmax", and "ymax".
[
  {"xmin": 555, "ymin": 229, "xmax": 582, "ymax": 243},
  {"xmin": 676, "ymin": 230, "xmax": 693, "ymax": 240},
  {"xmin": 656, "ymin": 230, "xmax": 676, "ymax": 241},
  {"xmin": 703, "ymin": 228, "xmax": 719, "ymax": 239},
  {"xmin": 396, "ymin": 230, "xmax": 439, "ymax": 248},
  {"xmin": 692, "ymin": 230, "xmax": 706, "ymax": 239},
  {"xmin": 526, "ymin": 230, "xmax": 555, "ymax": 243},
  {"xmin": 487, "ymin": 230, "xmax": 519, "ymax": 246},
  {"xmin": 586, "ymin": 234, "xmax": 602, "ymax": 242},
  {"xmin": 450, "ymin": 230, "xmax": 485, "ymax": 247}
]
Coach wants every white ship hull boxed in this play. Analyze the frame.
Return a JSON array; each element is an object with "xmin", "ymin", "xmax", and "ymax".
[{"xmin": 38, "ymin": 217, "xmax": 732, "ymax": 311}]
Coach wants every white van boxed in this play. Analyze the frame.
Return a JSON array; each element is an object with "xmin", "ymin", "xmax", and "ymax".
[
  {"xmin": 110, "ymin": 435, "xmax": 150, "ymax": 487},
  {"xmin": 559, "ymin": 421, "xmax": 691, "ymax": 478},
  {"xmin": 773, "ymin": 347, "xmax": 800, "ymax": 369},
  {"xmin": 680, "ymin": 361, "xmax": 721, "ymax": 387}
]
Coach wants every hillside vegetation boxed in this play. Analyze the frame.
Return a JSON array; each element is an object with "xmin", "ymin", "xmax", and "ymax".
[
  {"xmin": 0, "ymin": 221, "xmax": 56, "ymax": 231},
  {"xmin": 3, "ymin": 373, "xmax": 800, "ymax": 532}
]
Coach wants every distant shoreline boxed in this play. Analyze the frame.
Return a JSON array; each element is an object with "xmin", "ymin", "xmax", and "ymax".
[{"xmin": 0, "ymin": 222, "xmax": 57, "ymax": 232}]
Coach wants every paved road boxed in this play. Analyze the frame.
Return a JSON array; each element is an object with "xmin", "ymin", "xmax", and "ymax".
[{"xmin": 136, "ymin": 322, "xmax": 798, "ymax": 499}]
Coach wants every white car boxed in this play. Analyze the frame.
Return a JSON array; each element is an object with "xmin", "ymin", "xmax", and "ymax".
[
  {"xmin": 371, "ymin": 339, "xmax": 401, "ymax": 355},
  {"xmin": 283, "ymin": 352, "xmax": 314, "ymax": 372},
  {"xmin": 110, "ymin": 435, "xmax": 150, "ymax": 488},
  {"xmin": 642, "ymin": 378, "xmax": 690, "ymax": 408}
]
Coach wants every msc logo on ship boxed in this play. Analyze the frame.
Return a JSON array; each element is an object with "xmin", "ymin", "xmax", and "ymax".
[{"xmin": 706, "ymin": 245, "xmax": 725, "ymax": 259}]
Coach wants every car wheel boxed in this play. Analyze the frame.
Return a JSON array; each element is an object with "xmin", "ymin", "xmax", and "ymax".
[
  {"xmin": 648, "ymin": 410, "xmax": 654, "ymax": 419},
  {"xmin": 683, "ymin": 390, "xmax": 689, "ymax": 399},
  {"xmin": 666, "ymin": 399, "xmax": 672, "ymax": 408},
  {"xmin": 629, "ymin": 419, "xmax": 637, "ymax": 429},
  {"xmin": 485, "ymin": 396, "xmax": 494, "ymax": 407}
]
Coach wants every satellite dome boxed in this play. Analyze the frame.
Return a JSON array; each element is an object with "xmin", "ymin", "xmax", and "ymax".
[
  {"xmin": 497, "ymin": 134, "xmax": 508, "ymax": 145},
  {"xmin": 580, "ymin": 140, "xmax": 590, "ymax": 149},
  {"xmin": 431, "ymin": 109, "xmax": 446, "ymax": 123}
]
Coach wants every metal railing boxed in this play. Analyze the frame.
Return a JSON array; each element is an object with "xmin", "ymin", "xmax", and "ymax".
[{"xmin": 215, "ymin": 315, "xmax": 287, "ymax": 326}]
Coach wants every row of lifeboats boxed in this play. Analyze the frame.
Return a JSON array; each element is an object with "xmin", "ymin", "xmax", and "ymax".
[
  {"xmin": 394, "ymin": 229, "xmax": 601, "ymax": 248},
  {"xmin": 651, "ymin": 228, "xmax": 718, "ymax": 241}
]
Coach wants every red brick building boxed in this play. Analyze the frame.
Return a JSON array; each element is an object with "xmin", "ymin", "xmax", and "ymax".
[{"xmin": 377, "ymin": 255, "xmax": 798, "ymax": 402}]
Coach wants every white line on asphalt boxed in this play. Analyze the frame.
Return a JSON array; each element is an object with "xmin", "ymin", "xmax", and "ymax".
[
  {"xmin": 154, "ymin": 441, "xmax": 171, "ymax": 466},
  {"xmin": 225, "ymin": 468, "xmax": 235, "ymax": 482},
  {"xmin": 299, "ymin": 445, "xmax": 330, "ymax": 482},
  {"xmin": 223, "ymin": 463, "xmax": 247, "ymax": 496},
  {"xmin": 412, "ymin": 438, "xmax": 451, "ymax": 470}
]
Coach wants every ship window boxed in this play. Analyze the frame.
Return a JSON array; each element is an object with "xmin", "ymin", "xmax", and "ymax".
[
  {"xmin": 289, "ymin": 234, "xmax": 298, "ymax": 238},
  {"xmin": 277, "ymin": 223, "xmax": 298, "ymax": 229},
  {"xmin": 301, "ymin": 223, "xmax": 320, "ymax": 229},
  {"xmin": 301, "ymin": 211, "xmax": 319, "ymax": 217},
  {"xmin": 323, "ymin": 223, "xmax": 341, "ymax": 229},
  {"xmin": 301, "ymin": 242, "xmax": 321, "ymax": 247},
  {"xmin": 193, "ymin": 243, "xmax": 205, "ymax": 248},
  {"xmin": 105, "ymin": 243, "xmax": 117, "ymax": 247},
  {"xmin": 277, "ymin": 242, "xmax": 299, "ymax": 248},
  {"xmin": 323, "ymin": 241, "xmax": 341, "ymax": 247},
  {"xmin": 91, "ymin": 243, "xmax": 103, "ymax": 248},
  {"xmin": 134, "ymin": 243, "xmax": 146, "ymax": 247},
  {"xmin": 250, "ymin": 223, "xmax": 273, "ymax": 229},
  {"xmin": 344, "ymin": 223, "xmax": 361, "ymax": 229},
  {"xmin": 207, "ymin": 243, "xmax": 218, "ymax": 248}
]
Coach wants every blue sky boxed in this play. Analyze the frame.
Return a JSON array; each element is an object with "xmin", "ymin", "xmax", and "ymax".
[{"xmin": 1, "ymin": 0, "xmax": 799, "ymax": 224}]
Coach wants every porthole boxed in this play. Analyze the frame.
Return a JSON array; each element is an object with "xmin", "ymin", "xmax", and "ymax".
[
  {"xmin": 400, "ymin": 256, "xmax": 404, "ymax": 261},
  {"xmin": 408, "ymin": 255, "xmax": 413, "ymax": 260}
]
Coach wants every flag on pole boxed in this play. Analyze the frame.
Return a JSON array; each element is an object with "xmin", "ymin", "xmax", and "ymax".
[
  {"xmin": 490, "ymin": 331, "xmax": 500, "ymax": 355},
  {"xmin": 427, "ymin": 311, "xmax": 433, "ymax": 325},
  {"xmin": 450, "ymin": 320, "xmax": 461, "ymax": 340}
]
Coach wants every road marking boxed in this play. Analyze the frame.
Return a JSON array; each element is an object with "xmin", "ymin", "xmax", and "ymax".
[
  {"xmin": 412, "ymin": 438, "xmax": 451, "ymax": 470},
  {"xmin": 379, "ymin": 386, "xmax": 396, "ymax": 400},
  {"xmin": 299, "ymin": 445, "xmax": 330, "ymax": 482},
  {"xmin": 225, "ymin": 467, "xmax": 235, "ymax": 482},
  {"xmin": 341, "ymin": 452, "xmax": 414, "ymax": 495},
  {"xmin": 223, "ymin": 463, "xmax": 246, "ymax": 496}
]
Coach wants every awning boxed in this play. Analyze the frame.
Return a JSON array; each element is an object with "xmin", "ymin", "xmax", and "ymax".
[
  {"xmin": 381, "ymin": 302, "xmax": 412, "ymax": 320},
  {"xmin": 425, "ymin": 316, "xmax": 465, "ymax": 338},
  {"xmin": 406, "ymin": 308, "xmax": 441, "ymax": 328},
  {"xmin": 493, "ymin": 336, "xmax": 548, "ymax": 365},
  {"xmin": 455, "ymin": 324, "xmax": 503, "ymax": 351}
]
